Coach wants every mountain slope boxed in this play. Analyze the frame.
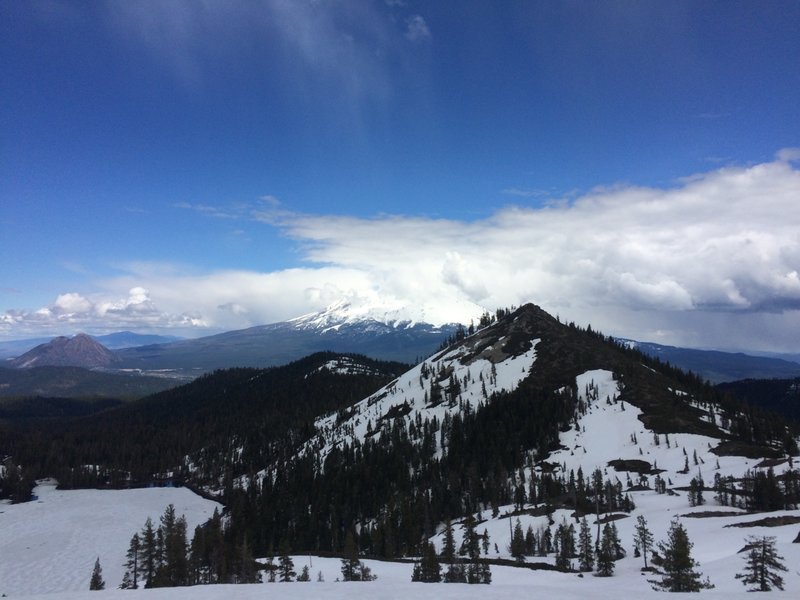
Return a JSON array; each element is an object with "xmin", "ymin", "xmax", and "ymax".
[{"xmin": 0, "ymin": 353, "xmax": 408, "ymax": 489}]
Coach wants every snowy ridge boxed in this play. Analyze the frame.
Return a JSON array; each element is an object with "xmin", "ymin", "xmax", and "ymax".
[{"xmin": 298, "ymin": 322, "xmax": 539, "ymax": 468}]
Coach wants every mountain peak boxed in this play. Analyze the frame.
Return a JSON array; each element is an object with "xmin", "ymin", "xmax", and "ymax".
[
  {"xmin": 289, "ymin": 295, "xmax": 486, "ymax": 332},
  {"xmin": 9, "ymin": 333, "xmax": 119, "ymax": 369}
]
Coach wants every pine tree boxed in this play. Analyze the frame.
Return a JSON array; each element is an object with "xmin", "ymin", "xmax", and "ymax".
[
  {"xmin": 237, "ymin": 537, "xmax": 260, "ymax": 584},
  {"xmin": 411, "ymin": 541, "xmax": 441, "ymax": 582},
  {"xmin": 633, "ymin": 514, "xmax": 654, "ymax": 570},
  {"xmin": 596, "ymin": 524, "xmax": 615, "ymax": 577},
  {"xmin": 89, "ymin": 557, "xmax": 105, "ymax": 590},
  {"xmin": 297, "ymin": 565, "xmax": 311, "ymax": 582},
  {"xmin": 649, "ymin": 518, "xmax": 713, "ymax": 592},
  {"xmin": 554, "ymin": 522, "xmax": 575, "ymax": 571},
  {"xmin": 119, "ymin": 571, "xmax": 133, "ymax": 590},
  {"xmin": 510, "ymin": 518, "xmax": 526, "ymax": 562},
  {"xmin": 735, "ymin": 536, "xmax": 787, "ymax": 591},
  {"xmin": 442, "ymin": 520, "xmax": 466, "ymax": 583},
  {"xmin": 139, "ymin": 517, "xmax": 157, "ymax": 585},
  {"xmin": 340, "ymin": 530, "xmax": 375, "ymax": 581},
  {"xmin": 577, "ymin": 518, "xmax": 594, "ymax": 572},
  {"xmin": 278, "ymin": 539, "xmax": 296, "ymax": 582},
  {"xmin": 341, "ymin": 531, "xmax": 360, "ymax": 582},
  {"xmin": 122, "ymin": 533, "xmax": 141, "ymax": 588}
]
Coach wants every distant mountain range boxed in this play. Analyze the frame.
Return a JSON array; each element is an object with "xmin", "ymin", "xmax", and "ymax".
[
  {"xmin": 2, "ymin": 302, "xmax": 799, "ymax": 391},
  {"xmin": 617, "ymin": 338, "xmax": 800, "ymax": 383}
]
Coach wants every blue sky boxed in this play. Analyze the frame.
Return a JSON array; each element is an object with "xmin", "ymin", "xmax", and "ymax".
[{"xmin": 2, "ymin": 1, "xmax": 799, "ymax": 352}]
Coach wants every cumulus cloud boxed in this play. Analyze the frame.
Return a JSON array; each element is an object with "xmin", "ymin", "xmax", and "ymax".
[
  {"xmin": 0, "ymin": 288, "xmax": 206, "ymax": 338},
  {"xmin": 2, "ymin": 154, "xmax": 800, "ymax": 351},
  {"xmin": 261, "ymin": 154, "xmax": 800, "ymax": 349}
]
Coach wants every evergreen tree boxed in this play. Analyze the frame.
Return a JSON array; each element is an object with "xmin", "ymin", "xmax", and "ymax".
[
  {"xmin": 340, "ymin": 531, "xmax": 360, "ymax": 582},
  {"xmin": 119, "ymin": 571, "xmax": 133, "ymax": 590},
  {"xmin": 510, "ymin": 518, "xmax": 526, "ymax": 562},
  {"xmin": 442, "ymin": 520, "xmax": 465, "ymax": 582},
  {"xmin": 577, "ymin": 518, "xmax": 594, "ymax": 573},
  {"xmin": 633, "ymin": 515, "xmax": 654, "ymax": 570},
  {"xmin": 89, "ymin": 557, "xmax": 105, "ymax": 590},
  {"xmin": 297, "ymin": 565, "xmax": 311, "ymax": 582},
  {"xmin": 265, "ymin": 557, "xmax": 276, "ymax": 583},
  {"xmin": 122, "ymin": 533, "xmax": 140, "ymax": 589},
  {"xmin": 554, "ymin": 522, "xmax": 575, "ymax": 571},
  {"xmin": 236, "ymin": 537, "xmax": 260, "ymax": 584},
  {"xmin": 442, "ymin": 520, "xmax": 456, "ymax": 564},
  {"xmin": 649, "ymin": 518, "xmax": 713, "ymax": 592},
  {"xmin": 735, "ymin": 536, "xmax": 787, "ymax": 591},
  {"xmin": 411, "ymin": 541, "xmax": 441, "ymax": 582},
  {"xmin": 610, "ymin": 522, "xmax": 625, "ymax": 560},
  {"xmin": 596, "ymin": 524, "xmax": 615, "ymax": 577},
  {"xmin": 340, "ymin": 530, "xmax": 375, "ymax": 581},
  {"xmin": 278, "ymin": 540, "xmax": 296, "ymax": 582},
  {"xmin": 154, "ymin": 505, "xmax": 189, "ymax": 587},
  {"xmin": 139, "ymin": 517, "xmax": 157, "ymax": 585}
]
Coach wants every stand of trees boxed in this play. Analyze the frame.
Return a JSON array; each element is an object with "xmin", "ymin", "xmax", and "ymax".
[{"xmin": 120, "ymin": 504, "xmax": 260, "ymax": 589}]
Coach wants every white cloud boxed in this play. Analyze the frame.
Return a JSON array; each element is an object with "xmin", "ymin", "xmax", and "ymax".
[
  {"xmin": 53, "ymin": 293, "xmax": 93, "ymax": 315},
  {"xmin": 777, "ymin": 147, "xmax": 800, "ymax": 162},
  {"xmin": 405, "ymin": 15, "xmax": 431, "ymax": 42},
  {"xmin": 2, "ymin": 154, "xmax": 800, "ymax": 351}
]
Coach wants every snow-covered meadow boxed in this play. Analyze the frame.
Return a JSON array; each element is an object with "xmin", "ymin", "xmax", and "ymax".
[{"xmin": 0, "ymin": 481, "xmax": 221, "ymax": 597}]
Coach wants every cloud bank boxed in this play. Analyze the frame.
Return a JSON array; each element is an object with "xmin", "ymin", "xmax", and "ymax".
[{"xmin": 3, "ymin": 152, "xmax": 800, "ymax": 351}]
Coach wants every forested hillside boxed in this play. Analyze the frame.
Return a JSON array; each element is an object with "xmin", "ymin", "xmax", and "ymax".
[{"xmin": 2, "ymin": 305, "xmax": 798, "ymax": 593}]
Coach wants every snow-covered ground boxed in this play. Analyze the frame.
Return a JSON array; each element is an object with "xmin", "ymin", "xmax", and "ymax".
[
  {"xmin": 3, "ymin": 366, "xmax": 799, "ymax": 599},
  {"xmin": 9, "ymin": 557, "xmax": 800, "ymax": 600},
  {"xmin": 0, "ymin": 481, "xmax": 221, "ymax": 597}
]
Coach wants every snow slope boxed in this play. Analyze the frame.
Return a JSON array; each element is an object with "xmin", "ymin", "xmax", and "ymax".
[
  {"xmin": 424, "ymin": 369, "xmax": 800, "ymax": 594},
  {"xmin": 301, "ymin": 332, "xmax": 539, "ymax": 467},
  {"xmin": 0, "ymin": 481, "xmax": 221, "ymax": 596}
]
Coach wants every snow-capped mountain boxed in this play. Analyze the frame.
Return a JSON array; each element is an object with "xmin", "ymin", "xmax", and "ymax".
[
  {"xmin": 289, "ymin": 295, "xmax": 486, "ymax": 332},
  {"xmin": 114, "ymin": 299, "xmax": 484, "ymax": 373}
]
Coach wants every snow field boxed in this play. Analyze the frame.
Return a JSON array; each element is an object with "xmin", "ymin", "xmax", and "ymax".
[{"xmin": 0, "ymin": 481, "xmax": 221, "ymax": 597}]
